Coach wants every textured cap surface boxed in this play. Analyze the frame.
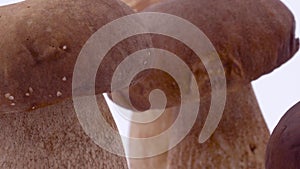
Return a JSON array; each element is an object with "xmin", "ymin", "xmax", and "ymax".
[
  {"xmin": 126, "ymin": 0, "xmax": 299, "ymax": 109},
  {"xmin": 144, "ymin": 0, "xmax": 299, "ymax": 81},
  {"xmin": 0, "ymin": 0, "xmax": 150, "ymax": 113}
]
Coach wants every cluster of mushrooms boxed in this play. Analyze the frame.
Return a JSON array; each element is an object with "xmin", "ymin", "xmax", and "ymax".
[{"xmin": 0, "ymin": 0, "xmax": 299, "ymax": 168}]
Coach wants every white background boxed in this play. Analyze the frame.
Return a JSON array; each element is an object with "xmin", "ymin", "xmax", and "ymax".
[{"xmin": 1, "ymin": 0, "xmax": 299, "ymax": 133}]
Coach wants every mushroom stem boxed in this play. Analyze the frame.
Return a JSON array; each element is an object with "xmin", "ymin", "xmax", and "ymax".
[
  {"xmin": 0, "ymin": 95, "xmax": 129, "ymax": 168},
  {"xmin": 127, "ymin": 84, "xmax": 269, "ymax": 168}
]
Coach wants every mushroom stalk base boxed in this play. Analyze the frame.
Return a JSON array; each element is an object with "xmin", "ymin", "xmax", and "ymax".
[
  {"xmin": 0, "ymin": 96, "xmax": 128, "ymax": 169},
  {"xmin": 128, "ymin": 84, "xmax": 269, "ymax": 169}
]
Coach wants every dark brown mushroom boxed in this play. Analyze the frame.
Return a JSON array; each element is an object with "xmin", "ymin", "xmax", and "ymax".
[{"xmin": 266, "ymin": 101, "xmax": 300, "ymax": 169}]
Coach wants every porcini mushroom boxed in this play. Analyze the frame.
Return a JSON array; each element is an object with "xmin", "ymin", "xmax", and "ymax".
[
  {"xmin": 0, "ymin": 0, "xmax": 150, "ymax": 168},
  {"xmin": 124, "ymin": 0, "xmax": 299, "ymax": 168}
]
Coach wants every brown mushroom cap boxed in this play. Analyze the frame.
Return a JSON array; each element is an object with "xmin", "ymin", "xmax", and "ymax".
[
  {"xmin": 0, "ymin": 0, "xmax": 150, "ymax": 113},
  {"xmin": 145, "ymin": 0, "xmax": 299, "ymax": 81},
  {"xmin": 266, "ymin": 101, "xmax": 300, "ymax": 169},
  {"xmin": 126, "ymin": 0, "xmax": 299, "ymax": 109}
]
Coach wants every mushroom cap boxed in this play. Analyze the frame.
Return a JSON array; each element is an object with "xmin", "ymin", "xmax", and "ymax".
[
  {"xmin": 266, "ymin": 101, "xmax": 300, "ymax": 169},
  {"xmin": 127, "ymin": 0, "xmax": 299, "ymax": 109},
  {"xmin": 0, "ymin": 0, "xmax": 150, "ymax": 113},
  {"xmin": 145, "ymin": 0, "xmax": 299, "ymax": 82}
]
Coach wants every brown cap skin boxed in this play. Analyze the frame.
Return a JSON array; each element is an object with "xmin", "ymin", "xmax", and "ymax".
[
  {"xmin": 145, "ymin": 0, "xmax": 299, "ymax": 81},
  {"xmin": 127, "ymin": 0, "xmax": 299, "ymax": 110},
  {"xmin": 266, "ymin": 102, "xmax": 300, "ymax": 169},
  {"xmin": 1, "ymin": 0, "xmax": 298, "ymax": 113},
  {"xmin": 0, "ymin": 0, "xmax": 151, "ymax": 113}
]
